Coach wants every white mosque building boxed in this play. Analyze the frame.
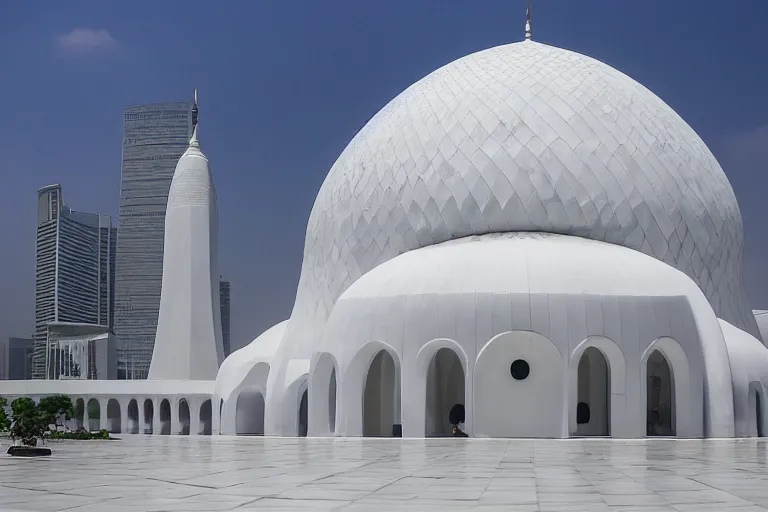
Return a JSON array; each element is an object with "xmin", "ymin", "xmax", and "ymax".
[
  {"xmin": 4, "ymin": 18, "xmax": 768, "ymax": 440},
  {"xmin": 214, "ymin": 21, "xmax": 768, "ymax": 440}
]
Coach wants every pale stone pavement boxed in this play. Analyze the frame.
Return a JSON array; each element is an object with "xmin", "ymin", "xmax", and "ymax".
[{"xmin": 2, "ymin": 436, "xmax": 768, "ymax": 511}]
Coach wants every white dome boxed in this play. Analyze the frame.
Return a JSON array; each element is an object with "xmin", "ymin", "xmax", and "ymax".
[
  {"xmin": 265, "ymin": 39, "xmax": 758, "ymax": 435},
  {"xmin": 214, "ymin": 320, "xmax": 287, "ymax": 400},
  {"xmin": 314, "ymin": 233, "xmax": 733, "ymax": 437},
  {"xmin": 286, "ymin": 39, "xmax": 755, "ymax": 349},
  {"xmin": 754, "ymin": 310, "xmax": 768, "ymax": 342}
]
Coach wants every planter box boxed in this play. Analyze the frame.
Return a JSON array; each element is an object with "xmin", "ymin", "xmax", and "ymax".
[{"xmin": 7, "ymin": 446, "xmax": 52, "ymax": 457}]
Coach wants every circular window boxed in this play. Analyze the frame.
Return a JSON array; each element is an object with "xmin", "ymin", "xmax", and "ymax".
[{"xmin": 510, "ymin": 359, "xmax": 530, "ymax": 380}]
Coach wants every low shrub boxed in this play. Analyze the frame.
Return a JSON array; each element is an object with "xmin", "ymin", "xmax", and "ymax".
[{"xmin": 49, "ymin": 428, "xmax": 113, "ymax": 440}]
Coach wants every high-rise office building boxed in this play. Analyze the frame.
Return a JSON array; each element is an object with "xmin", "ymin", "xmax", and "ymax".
[
  {"xmin": 32, "ymin": 185, "xmax": 115, "ymax": 379},
  {"xmin": 113, "ymin": 102, "xmax": 194, "ymax": 379},
  {"xmin": 220, "ymin": 279, "xmax": 231, "ymax": 357},
  {"xmin": 0, "ymin": 339, "xmax": 6, "ymax": 380},
  {"xmin": 2, "ymin": 337, "xmax": 34, "ymax": 380}
]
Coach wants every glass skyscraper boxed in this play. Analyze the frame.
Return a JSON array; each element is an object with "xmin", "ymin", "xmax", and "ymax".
[
  {"xmin": 3, "ymin": 337, "xmax": 34, "ymax": 380},
  {"xmin": 113, "ymin": 102, "xmax": 194, "ymax": 379},
  {"xmin": 32, "ymin": 185, "xmax": 115, "ymax": 379},
  {"xmin": 219, "ymin": 279, "xmax": 231, "ymax": 357}
]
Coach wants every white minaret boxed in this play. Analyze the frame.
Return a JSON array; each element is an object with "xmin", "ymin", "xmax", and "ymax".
[{"xmin": 149, "ymin": 90, "xmax": 224, "ymax": 380}]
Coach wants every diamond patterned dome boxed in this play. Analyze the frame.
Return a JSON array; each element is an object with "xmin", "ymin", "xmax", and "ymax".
[{"xmin": 284, "ymin": 39, "xmax": 757, "ymax": 353}]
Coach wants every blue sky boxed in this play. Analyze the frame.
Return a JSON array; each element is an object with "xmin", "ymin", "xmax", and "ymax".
[{"xmin": 1, "ymin": 1, "xmax": 767, "ymax": 351}]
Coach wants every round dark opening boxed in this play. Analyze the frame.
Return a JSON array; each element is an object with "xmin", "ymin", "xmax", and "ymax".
[{"xmin": 510, "ymin": 359, "xmax": 530, "ymax": 380}]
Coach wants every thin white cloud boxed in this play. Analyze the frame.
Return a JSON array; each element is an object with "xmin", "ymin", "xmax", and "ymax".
[
  {"xmin": 57, "ymin": 28, "xmax": 117, "ymax": 55},
  {"xmin": 720, "ymin": 126, "xmax": 768, "ymax": 171}
]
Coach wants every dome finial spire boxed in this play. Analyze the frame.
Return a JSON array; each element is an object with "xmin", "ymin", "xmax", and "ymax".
[
  {"xmin": 190, "ymin": 88, "xmax": 200, "ymax": 148},
  {"xmin": 525, "ymin": 0, "xmax": 532, "ymax": 40}
]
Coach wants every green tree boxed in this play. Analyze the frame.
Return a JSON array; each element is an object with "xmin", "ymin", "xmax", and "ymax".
[
  {"xmin": 38, "ymin": 395, "xmax": 74, "ymax": 432},
  {"xmin": 10, "ymin": 397, "xmax": 48, "ymax": 447},
  {"xmin": 0, "ymin": 397, "xmax": 10, "ymax": 432}
]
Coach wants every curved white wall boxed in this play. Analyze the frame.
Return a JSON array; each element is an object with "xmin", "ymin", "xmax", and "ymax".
[
  {"xmin": 308, "ymin": 234, "xmax": 716, "ymax": 438},
  {"xmin": 719, "ymin": 319, "xmax": 768, "ymax": 437},
  {"xmin": 213, "ymin": 321, "xmax": 287, "ymax": 435},
  {"xmin": 474, "ymin": 331, "xmax": 564, "ymax": 438}
]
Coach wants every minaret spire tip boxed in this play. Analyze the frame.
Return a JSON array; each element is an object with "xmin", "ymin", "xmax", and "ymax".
[
  {"xmin": 190, "ymin": 88, "xmax": 200, "ymax": 148},
  {"xmin": 525, "ymin": 0, "xmax": 532, "ymax": 41}
]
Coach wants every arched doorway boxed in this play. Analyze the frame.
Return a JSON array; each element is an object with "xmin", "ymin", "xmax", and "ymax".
[
  {"xmin": 425, "ymin": 348, "xmax": 465, "ymax": 437},
  {"xmin": 749, "ymin": 383, "xmax": 764, "ymax": 438},
  {"xmin": 474, "ymin": 331, "xmax": 564, "ymax": 438},
  {"xmin": 575, "ymin": 347, "xmax": 610, "ymax": 436},
  {"xmin": 178, "ymin": 399, "xmax": 190, "ymax": 435},
  {"xmin": 363, "ymin": 350, "xmax": 400, "ymax": 437},
  {"xmin": 646, "ymin": 350, "xmax": 675, "ymax": 436},
  {"xmin": 235, "ymin": 389, "xmax": 265, "ymax": 435},
  {"xmin": 329, "ymin": 368, "xmax": 337, "ymax": 433},
  {"xmin": 159, "ymin": 399, "xmax": 171, "ymax": 435},
  {"xmin": 310, "ymin": 353, "xmax": 338, "ymax": 436},
  {"xmin": 298, "ymin": 390, "xmax": 308, "ymax": 437},
  {"xmin": 74, "ymin": 398, "xmax": 85, "ymax": 430},
  {"xmin": 199, "ymin": 399, "xmax": 212, "ymax": 435},
  {"xmin": 87, "ymin": 398, "xmax": 100, "ymax": 431},
  {"xmin": 143, "ymin": 399, "xmax": 154, "ymax": 434},
  {"xmin": 218, "ymin": 399, "xmax": 224, "ymax": 433},
  {"xmin": 127, "ymin": 399, "xmax": 139, "ymax": 434},
  {"xmin": 106, "ymin": 399, "xmax": 121, "ymax": 433}
]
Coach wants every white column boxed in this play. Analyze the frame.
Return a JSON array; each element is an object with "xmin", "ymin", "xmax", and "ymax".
[
  {"xmin": 223, "ymin": 396, "xmax": 238, "ymax": 435},
  {"xmin": 119, "ymin": 399, "xmax": 129, "ymax": 434},
  {"xmin": 137, "ymin": 398, "xmax": 145, "ymax": 434},
  {"xmin": 171, "ymin": 398, "xmax": 180, "ymax": 435},
  {"xmin": 190, "ymin": 398, "xmax": 200, "ymax": 436},
  {"xmin": 213, "ymin": 395, "xmax": 220, "ymax": 435},
  {"xmin": 465, "ymin": 364, "xmax": 474, "ymax": 438},
  {"xmin": 99, "ymin": 398, "xmax": 108, "ymax": 431},
  {"xmin": 401, "ymin": 363, "xmax": 421, "ymax": 438},
  {"xmin": 153, "ymin": 398, "xmax": 162, "ymax": 434},
  {"xmin": 82, "ymin": 397, "xmax": 90, "ymax": 431}
]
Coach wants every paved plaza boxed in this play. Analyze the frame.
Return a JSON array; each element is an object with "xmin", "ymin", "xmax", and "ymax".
[{"xmin": 2, "ymin": 437, "xmax": 768, "ymax": 511}]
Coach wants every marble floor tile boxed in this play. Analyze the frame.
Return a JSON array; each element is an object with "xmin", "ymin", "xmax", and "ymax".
[{"xmin": 2, "ymin": 436, "xmax": 768, "ymax": 511}]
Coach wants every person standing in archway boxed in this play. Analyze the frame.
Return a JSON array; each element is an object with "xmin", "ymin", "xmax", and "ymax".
[{"xmin": 449, "ymin": 404, "xmax": 468, "ymax": 437}]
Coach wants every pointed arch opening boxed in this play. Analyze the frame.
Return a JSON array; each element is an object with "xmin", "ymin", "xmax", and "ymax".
[
  {"xmin": 199, "ymin": 399, "xmax": 212, "ymax": 435},
  {"xmin": 127, "ymin": 399, "xmax": 139, "ymax": 434},
  {"xmin": 298, "ymin": 390, "xmax": 308, "ymax": 437},
  {"xmin": 329, "ymin": 368, "xmax": 337, "ymax": 433},
  {"xmin": 575, "ymin": 347, "xmax": 610, "ymax": 436},
  {"xmin": 74, "ymin": 398, "xmax": 85, "ymax": 430},
  {"xmin": 218, "ymin": 398, "xmax": 223, "ymax": 434},
  {"xmin": 235, "ymin": 389, "xmax": 265, "ymax": 435},
  {"xmin": 749, "ymin": 382, "xmax": 765, "ymax": 438},
  {"xmin": 309, "ymin": 352, "xmax": 339, "ymax": 436},
  {"xmin": 425, "ymin": 348, "xmax": 465, "ymax": 437},
  {"xmin": 159, "ymin": 399, "xmax": 171, "ymax": 435},
  {"xmin": 646, "ymin": 350, "xmax": 675, "ymax": 436},
  {"xmin": 178, "ymin": 399, "xmax": 190, "ymax": 435},
  {"xmin": 363, "ymin": 350, "xmax": 401, "ymax": 437},
  {"xmin": 106, "ymin": 399, "xmax": 121, "ymax": 433},
  {"xmin": 143, "ymin": 399, "xmax": 154, "ymax": 434},
  {"xmin": 87, "ymin": 398, "xmax": 100, "ymax": 431}
]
